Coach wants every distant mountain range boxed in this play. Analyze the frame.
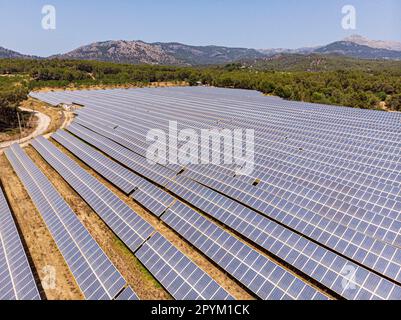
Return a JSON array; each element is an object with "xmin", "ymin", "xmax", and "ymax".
[
  {"xmin": 49, "ymin": 40, "xmax": 266, "ymax": 66},
  {"xmin": 1, "ymin": 35, "xmax": 401, "ymax": 65},
  {"xmin": 343, "ymin": 34, "xmax": 401, "ymax": 51},
  {"xmin": 0, "ymin": 47, "xmax": 39, "ymax": 60}
]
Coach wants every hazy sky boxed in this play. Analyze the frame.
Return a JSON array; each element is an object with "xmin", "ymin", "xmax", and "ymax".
[{"xmin": 1, "ymin": 0, "xmax": 400, "ymax": 56}]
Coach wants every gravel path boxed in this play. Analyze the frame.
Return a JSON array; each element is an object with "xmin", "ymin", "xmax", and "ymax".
[{"xmin": 0, "ymin": 108, "xmax": 51, "ymax": 152}]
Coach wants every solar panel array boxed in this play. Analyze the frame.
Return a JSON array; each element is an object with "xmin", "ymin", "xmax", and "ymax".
[
  {"xmin": 4, "ymin": 144, "xmax": 135, "ymax": 300},
  {"xmin": 30, "ymin": 86, "xmax": 401, "ymax": 300},
  {"xmin": 162, "ymin": 202, "xmax": 327, "ymax": 300},
  {"xmin": 0, "ymin": 187, "xmax": 40, "ymax": 300},
  {"xmin": 135, "ymin": 232, "xmax": 233, "ymax": 300},
  {"xmin": 30, "ymin": 136, "xmax": 154, "ymax": 254}
]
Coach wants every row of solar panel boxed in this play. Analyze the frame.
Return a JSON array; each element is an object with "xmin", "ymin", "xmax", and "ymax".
[
  {"xmin": 162, "ymin": 202, "xmax": 327, "ymax": 300},
  {"xmin": 0, "ymin": 186, "xmax": 40, "ymax": 300},
  {"xmin": 136, "ymin": 232, "xmax": 233, "ymax": 300},
  {"xmin": 49, "ymin": 130, "xmax": 318, "ymax": 299},
  {"xmin": 31, "ymin": 136, "xmax": 155, "ymax": 254}
]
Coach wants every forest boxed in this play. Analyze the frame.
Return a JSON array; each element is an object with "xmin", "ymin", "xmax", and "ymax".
[{"xmin": 1, "ymin": 57, "xmax": 401, "ymax": 131}]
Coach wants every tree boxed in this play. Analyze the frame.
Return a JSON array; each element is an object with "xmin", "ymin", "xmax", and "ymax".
[{"xmin": 387, "ymin": 94, "xmax": 401, "ymax": 111}]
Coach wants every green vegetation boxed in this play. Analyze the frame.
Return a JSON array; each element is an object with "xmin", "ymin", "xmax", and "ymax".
[
  {"xmin": 0, "ymin": 75, "xmax": 30, "ymax": 132},
  {"xmin": 0, "ymin": 56, "xmax": 401, "ymax": 133}
]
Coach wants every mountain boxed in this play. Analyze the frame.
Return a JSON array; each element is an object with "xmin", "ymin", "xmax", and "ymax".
[
  {"xmin": 51, "ymin": 41, "xmax": 182, "ymax": 65},
  {"xmin": 314, "ymin": 41, "xmax": 401, "ymax": 60},
  {"xmin": 258, "ymin": 46, "xmax": 320, "ymax": 56},
  {"xmin": 154, "ymin": 42, "xmax": 265, "ymax": 65},
  {"xmin": 3, "ymin": 34, "xmax": 401, "ymax": 65},
  {"xmin": 52, "ymin": 40, "xmax": 265, "ymax": 66},
  {"xmin": 344, "ymin": 34, "xmax": 401, "ymax": 52},
  {"xmin": 0, "ymin": 46, "xmax": 39, "ymax": 59}
]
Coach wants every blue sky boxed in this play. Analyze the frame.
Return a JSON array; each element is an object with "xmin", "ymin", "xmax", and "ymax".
[{"xmin": 0, "ymin": 0, "xmax": 400, "ymax": 56}]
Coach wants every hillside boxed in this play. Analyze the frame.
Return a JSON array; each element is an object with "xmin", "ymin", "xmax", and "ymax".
[
  {"xmin": 240, "ymin": 53, "xmax": 401, "ymax": 72},
  {"xmin": 315, "ymin": 41, "xmax": 401, "ymax": 60},
  {"xmin": 156, "ymin": 42, "xmax": 265, "ymax": 65},
  {"xmin": 0, "ymin": 47, "xmax": 39, "ymax": 60},
  {"xmin": 52, "ymin": 40, "xmax": 265, "ymax": 66},
  {"xmin": 344, "ymin": 35, "xmax": 401, "ymax": 52}
]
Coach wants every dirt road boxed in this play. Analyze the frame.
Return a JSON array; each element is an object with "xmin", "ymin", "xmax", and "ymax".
[{"xmin": 0, "ymin": 108, "xmax": 51, "ymax": 153}]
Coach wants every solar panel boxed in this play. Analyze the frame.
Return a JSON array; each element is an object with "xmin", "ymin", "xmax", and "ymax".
[
  {"xmin": 5, "ymin": 144, "xmax": 129, "ymax": 300},
  {"xmin": 131, "ymin": 183, "xmax": 175, "ymax": 217},
  {"xmin": 0, "ymin": 188, "xmax": 40, "ymax": 300},
  {"xmin": 30, "ymin": 137, "xmax": 154, "ymax": 254},
  {"xmin": 162, "ymin": 202, "xmax": 328, "ymax": 300},
  {"xmin": 135, "ymin": 232, "xmax": 234, "ymax": 300},
  {"xmin": 115, "ymin": 286, "xmax": 139, "ymax": 301},
  {"xmin": 52, "ymin": 130, "xmax": 140, "ymax": 194}
]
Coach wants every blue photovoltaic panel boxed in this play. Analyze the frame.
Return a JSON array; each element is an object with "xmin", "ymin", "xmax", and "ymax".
[
  {"xmin": 115, "ymin": 286, "xmax": 139, "ymax": 301},
  {"xmin": 0, "ymin": 189, "xmax": 40, "ymax": 300},
  {"xmin": 31, "ymin": 137, "xmax": 154, "ymax": 254},
  {"xmin": 52, "ymin": 130, "xmax": 140, "ymax": 194},
  {"xmin": 5, "ymin": 144, "xmax": 128, "ymax": 300},
  {"xmin": 131, "ymin": 182, "xmax": 175, "ymax": 217},
  {"xmin": 162, "ymin": 202, "xmax": 328, "ymax": 300},
  {"xmin": 135, "ymin": 232, "xmax": 234, "ymax": 300}
]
